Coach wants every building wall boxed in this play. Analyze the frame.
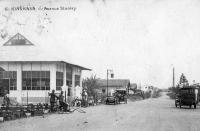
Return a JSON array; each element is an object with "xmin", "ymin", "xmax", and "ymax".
[
  {"xmin": 22, "ymin": 62, "xmax": 53, "ymax": 104},
  {"xmin": 71, "ymin": 67, "xmax": 82, "ymax": 99},
  {"xmin": 0, "ymin": 62, "xmax": 22, "ymax": 103},
  {"xmin": 0, "ymin": 62, "xmax": 84, "ymax": 104},
  {"xmin": 98, "ymin": 86, "xmax": 127, "ymax": 96}
]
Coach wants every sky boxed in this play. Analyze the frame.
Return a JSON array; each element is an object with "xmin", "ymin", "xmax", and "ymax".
[{"xmin": 0, "ymin": 0, "xmax": 200, "ymax": 88}]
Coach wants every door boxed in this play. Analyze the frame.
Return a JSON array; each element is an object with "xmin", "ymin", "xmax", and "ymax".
[{"xmin": 0, "ymin": 79, "xmax": 9, "ymax": 97}]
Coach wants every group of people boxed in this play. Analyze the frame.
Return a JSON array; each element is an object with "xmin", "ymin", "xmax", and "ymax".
[
  {"xmin": 1, "ymin": 90, "xmax": 68, "ymax": 112},
  {"xmin": 49, "ymin": 90, "xmax": 69, "ymax": 112},
  {"xmin": 2, "ymin": 93, "xmax": 10, "ymax": 110}
]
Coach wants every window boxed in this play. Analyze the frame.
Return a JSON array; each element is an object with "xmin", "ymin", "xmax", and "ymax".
[
  {"xmin": 68, "ymin": 88, "xmax": 71, "ymax": 96},
  {"xmin": 10, "ymin": 79, "xmax": 17, "ymax": 90},
  {"xmin": 22, "ymin": 71, "xmax": 50, "ymax": 90},
  {"xmin": 66, "ymin": 72, "xmax": 72, "ymax": 87},
  {"xmin": 66, "ymin": 67, "xmax": 72, "ymax": 87},
  {"xmin": 75, "ymin": 75, "xmax": 80, "ymax": 87},
  {"xmin": 180, "ymin": 89, "xmax": 194, "ymax": 94},
  {"xmin": 56, "ymin": 72, "xmax": 63, "ymax": 90},
  {"xmin": 0, "ymin": 71, "xmax": 17, "ymax": 91}
]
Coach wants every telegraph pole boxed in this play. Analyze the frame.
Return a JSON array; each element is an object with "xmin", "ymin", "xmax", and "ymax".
[
  {"xmin": 173, "ymin": 67, "xmax": 175, "ymax": 87},
  {"xmin": 107, "ymin": 70, "xmax": 108, "ymax": 97},
  {"xmin": 106, "ymin": 69, "xmax": 114, "ymax": 97}
]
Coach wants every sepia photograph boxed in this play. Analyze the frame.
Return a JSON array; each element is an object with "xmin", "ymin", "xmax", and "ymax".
[{"xmin": 0, "ymin": 0, "xmax": 200, "ymax": 131}]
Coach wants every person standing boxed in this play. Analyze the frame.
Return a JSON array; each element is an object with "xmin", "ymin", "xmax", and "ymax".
[
  {"xmin": 49, "ymin": 90, "xmax": 56, "ymax": 112},
  {"xmin": 3, "ymin": 93, "xmax": 10, "ymax": 110},
  {"xmin": 59, "ymin": 91, "xmax": 64, "ymax": 111}
]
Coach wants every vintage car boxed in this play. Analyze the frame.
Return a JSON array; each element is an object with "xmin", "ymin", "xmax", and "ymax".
[
  {"xmin": 175, "ymin": 86, "xmax": 199, "ymax": 109},
  {"xmin": 105, "ymin": 96, "xmax": 119, "ymax": 105},
  {"xmin": 115, "ymin": 89, "xmax": 128, "ymax": 104}
]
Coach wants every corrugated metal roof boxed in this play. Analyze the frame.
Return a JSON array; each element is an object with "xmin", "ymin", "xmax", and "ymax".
[
  {"xmin": 97, "ymin": 79, "xmax": 130, "ymax": 87},
  {"xmin": 0, "ymin": 33, "xmax": 91, "ymax": 70}
]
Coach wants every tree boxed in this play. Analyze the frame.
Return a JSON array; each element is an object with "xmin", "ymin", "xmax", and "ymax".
[
  {"xmin": 82, "ymin": 75, "xmax": 100, "ymax": 102},
  {"xmin": 179, "ymin": 73, "xmax": 189, "ymax": 87}
]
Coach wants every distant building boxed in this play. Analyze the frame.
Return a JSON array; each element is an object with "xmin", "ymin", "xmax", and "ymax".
[
  {"xmin": 141, "ymin": 85, "xmax": 154, "ymax": 92},
  {"xmin": 0, "ymin": 33, "xmax": 91, "ymax": 104},
  {"xmin": 129, "ymin": 83, "xmax": 137, "ymax": 94},
  {"xmin": 96, "ymin": 79, "xmax": 130, "ymax": 96}
]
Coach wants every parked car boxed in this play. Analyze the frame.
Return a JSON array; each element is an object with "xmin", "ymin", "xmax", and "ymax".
[
  {"xmin": 115, "ymin": 89, "xmax": 127, "ymax": 104},
  {"xmin": 105, "ymin": 96, "xmax": 118, "ymax": 105},
  {"xmin": 175, "ymin": 86, "xmax": 199, "ymax": 109}
]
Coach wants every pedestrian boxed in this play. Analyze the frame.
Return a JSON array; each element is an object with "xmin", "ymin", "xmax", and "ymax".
[
  {"xmin": 141, "ymin": 91, "xmax": 145, "ymax": 99},
  {"xmin": 49, "ymin": 90, "xmax": 57, "ymax": 112},
  {"xmin": 3, "ymin": 93, "xmax": 10, "ymax": 110},
  {"xmin": 82, "ymin": 89, "xmax": 88, "ymax": 107},
  {"xmin": 59, "ymin": 91, "xmax": 64, "ymax": 111}
]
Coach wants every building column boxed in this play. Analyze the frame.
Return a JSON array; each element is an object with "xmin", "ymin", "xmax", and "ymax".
[
  {"xmin": 16, "ymin": 63, "xmax": 22, "ymax": 103},
  {"xmin": 62, "ymin": 63, "xmax": 68, "ymax": 102},
  {"xmin": 79, "ymin": 70, "xmax": 82, "ymax": 99},
  {"xmin": 63, "ymin": 63, "xmax": 66, "ymax": 87},
  {"xmin": 72, "ymin": 68, "xmax": 75, "ymax": 98},
  {"xmin": 80, "ymin": 70, "xmax": 82, "ymax": 87},
  {"xmin": 50, "ymin": 63, "xmax": 56, "ymax": 91}
]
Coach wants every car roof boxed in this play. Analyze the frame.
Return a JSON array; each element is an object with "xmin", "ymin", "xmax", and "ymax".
[{"xmin": 180, "ymin": 87, "xmax": 197, "ymax": 90}]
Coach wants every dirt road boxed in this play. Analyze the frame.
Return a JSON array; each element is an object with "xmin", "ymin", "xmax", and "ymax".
[{"xmin": 1, "ymin": 92, "xmax": 200, "ymax": 131}]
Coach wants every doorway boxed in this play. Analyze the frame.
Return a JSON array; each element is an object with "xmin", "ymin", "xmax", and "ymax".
[{"xmin": 0, "ymin": 79, "xmax": 9, "ymax": 97}]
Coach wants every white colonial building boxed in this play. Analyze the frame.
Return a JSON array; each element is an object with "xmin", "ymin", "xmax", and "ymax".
[
  {"xmin": 0, "ymin": 33, "xmax": 91, "ymax": 104},
  {"xmin": 96, "ymin": 79, "xmax": 130, "ymax": 96}
]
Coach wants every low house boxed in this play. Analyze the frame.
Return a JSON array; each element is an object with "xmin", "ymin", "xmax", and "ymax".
[
  {"xmin": 129, "ymin": 83, "xmax": 137, "ymax": 94},
  {"xmin": 0, "ymin": 33, "xmax": 91, "ymax": 104},
  {"xmin": 96, "ymin": 79, "xmax": 130, "ymax": 96}
]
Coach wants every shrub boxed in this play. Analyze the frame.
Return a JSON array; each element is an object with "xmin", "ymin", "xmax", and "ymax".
[
  {"xmin": 166, "ymin": 92, "xmax": 176, "ymax": 99},
  {"xmin": 152, "ymin": 89, "xmax": 162, "ymax": 98},
  {"xmin": 143, "ymin": 92, "xmax": 151, "ymax": 99}
]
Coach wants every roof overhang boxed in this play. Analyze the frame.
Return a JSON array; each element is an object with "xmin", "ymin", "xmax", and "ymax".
[
  {"xmin": 60, "ymin": 61, "xmax": 91, "ymax": 71},
  {"xmin": 0, "ymin": 60, "xmax": 91, "ymax": 71}
]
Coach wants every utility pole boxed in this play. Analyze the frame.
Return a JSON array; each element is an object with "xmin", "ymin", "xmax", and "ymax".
[
  {"xmin": 173, "ymin": 67, "xmax": 175, "ymax": 88},
  {"xmin": 106, "ymin": 69, "xmax": 114, "ymax": 97},
  {"xmin": 107, "ymin": 70, "xmax": 108, "ymax": 97}
]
